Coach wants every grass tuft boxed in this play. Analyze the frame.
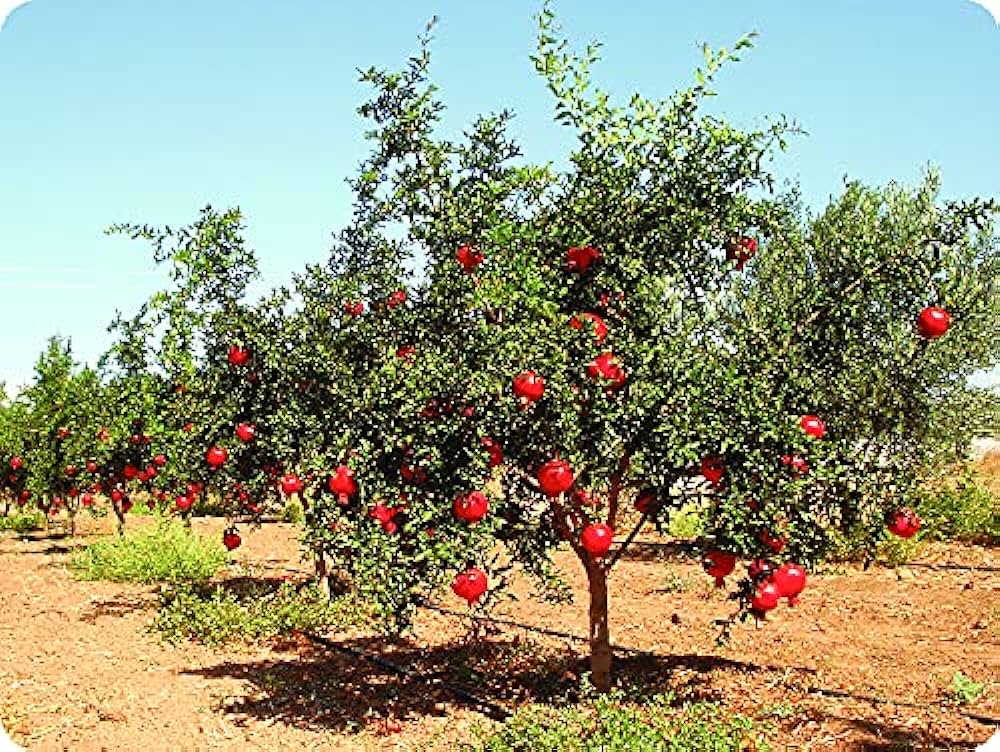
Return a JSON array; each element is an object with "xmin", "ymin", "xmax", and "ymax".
[
  {"xmin": 463, "ymin": 693, "xmax": 765, "ymax": 751},
  {"xmin": 150, "ymin": 580, "xmax": 366, "ymax": 645},
  {"xmin": 0, "ymin": 511, "xmax": 45, "ymax": 534},
  {"xmin": 69, "ymin": 520, "xmax": 228, "ymax": 584}
]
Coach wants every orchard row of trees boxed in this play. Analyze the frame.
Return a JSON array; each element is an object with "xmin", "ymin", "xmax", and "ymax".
[{"xmin": 2, "ymin": 9, "xmax": 998, "ymax": 691}]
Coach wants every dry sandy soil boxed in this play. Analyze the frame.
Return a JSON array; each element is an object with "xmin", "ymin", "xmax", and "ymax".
[{"xmin": 0, "ymin": 513, "xmax": 997, "ymax": 752}]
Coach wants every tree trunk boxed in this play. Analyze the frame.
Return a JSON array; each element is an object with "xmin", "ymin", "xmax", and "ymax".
[
  {"xmin": 115, "ymin": 508, "xmax": 125, "ymax": 536},
  {"xmin": 69, "ymin": 511, "xmax": 77, "ymax": 538},
  {"xmin": 314, "ymin": 550, "xmax": 331, "ymax": 600},
  {"xmin": 584, "ymin": 558, "xmax": 612, "ymax": 693}
]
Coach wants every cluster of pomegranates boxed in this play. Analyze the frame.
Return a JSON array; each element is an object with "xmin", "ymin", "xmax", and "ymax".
[{"xmin": 703, "ymin": 549, "xmax": 807, "ymax": 616}]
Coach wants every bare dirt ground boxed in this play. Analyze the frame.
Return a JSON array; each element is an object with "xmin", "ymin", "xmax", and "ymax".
[{"xmin": 0, "ymin": 513, "xmax": 997, "ymax": 751}]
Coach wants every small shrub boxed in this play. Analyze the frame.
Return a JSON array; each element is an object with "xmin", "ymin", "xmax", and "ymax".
[
  {"xmin": 282, "ymin": 497, "xmax": 305, "ymax": 525},
  {"xmin": 948, "ymin": 671, "xmax": 985, "ymax": 705},
  {"xmin": 875, "ymin": 534, "xmax": 924, "ymax": 567},
  {"xmin": 69, "ymin": 520, "xmax": 228, "ymax": 584},
  {"xmin": 666, "ymin": 504, "xmax": 706, "ymax": 540},
  {"xmin": 0, "ymin": 511, "xmax": 44, "ymax": 534},
  {"xmin": 150, "ymin": 580, "xmax": 366, "ymax": 645},
  {"xmin": 192, "ymin": 492, "xmax": 230, "ymax": 517},
  {"xmin": 659, "ymin": 570, "xmax": 692, "ymax": 594},
  {"xmin": 463, "ymin": 693, "xmax": 763, "ymax": 752},
  {"xmin": 918, "ymin": 473, "xmax": 999, "ymax": 544}
]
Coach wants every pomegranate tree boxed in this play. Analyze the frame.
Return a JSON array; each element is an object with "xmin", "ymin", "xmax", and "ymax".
[{"xmin": 279, "ymin": 12, "xmax": 999, "ymax": 693}]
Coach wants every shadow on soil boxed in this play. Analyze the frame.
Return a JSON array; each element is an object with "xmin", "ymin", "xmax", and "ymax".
[
  {"xmin": 616, "ymin": 539, "xmax": 702, "ymax": 564},
  {"xmin": 79, "ymin": 593, "xmax": 152, "ymax": 623},
  {"xmin": 181, "ymin": 634, "xmax": 990, "ymax": 748}
]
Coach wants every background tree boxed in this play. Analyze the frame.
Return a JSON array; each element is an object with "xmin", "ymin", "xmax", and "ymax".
[{"xmin": 20, "ymin": 337, "xmax": 103, "ymax": 535}]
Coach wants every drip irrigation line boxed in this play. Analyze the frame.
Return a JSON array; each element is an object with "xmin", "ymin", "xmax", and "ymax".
[
  {"xmin": 805, "ymin": 686, "xmax": 1000, "ymax": 726},
  {"xmin": 417, "ymin": 600, "xmax": 656, "ymax": 657},
  {"xmin": 302, "ymin": 631, "xmax": 512, "ymax": 721}
]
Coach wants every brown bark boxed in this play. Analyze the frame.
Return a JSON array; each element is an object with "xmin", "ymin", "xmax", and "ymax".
[{"xmin": 584, "ymin": 557, "xmax": 612, "ymax": 693}]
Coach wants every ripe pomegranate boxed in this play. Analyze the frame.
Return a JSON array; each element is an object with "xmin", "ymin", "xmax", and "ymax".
[
  {"xmin": 747, "ymin": 558, "xmax": 774, "ymax": 582},
  {"xmin": 781, "ymin": 454, "xmax": 809, "ymax": 476},
  {"xmin": 634, "ymin": 487, "xmax": 657, "ymax": 514},
  {"xmin": 183, "ymin": 422, "xmax": 194, "ymax": 433},
  {"xmin": 887, "ymin": 507, "xmax": 922, "ymax": 538},
  {"xmin": 702, "ymin": 549, "xmax": 737, "ymax": 587},
  {"xmin": 581, "ymin": 524, "xmax": 614, "ymax": 557},
  {"xmin": 916, "ymin": 306, "xmax": 950, "ymax": 339},
  {"xmin": 86, "ymin": 460, "xmax": 98, "ymax": 473},
  {"xmin": 222, "ymin": 528, "xmax": 241, "ymax": 551},
  {"xmin": 513, "ymin": 370, "xmax": 545, "ymax": 404},
  {"xmin": 65, "ymin": 464, "xmax": 78, "ymax": 478},
  {"xmin": 760, "ymin": 530, "xmax": 786, "ymax": 554},
  {"xmin": 566, "ymin": 244, "xmax": 600, "ymax": 273},
  {"xmin": 81, "ymin": 493, "xmax": 94, "ymax": 507},
  {"xmin": 572, "ymin": 488, "xmax": 597, "ymax": 507},
  {"xmin": 386, "ymin": 289, "xmax": 407, "ymax": 309},
  {"xmin": 344, "ymin": 300, "xmax": 365, "ymax": 317},
  {"xmin": 726, "ymin": 236, "xmax": 758, "ymax": 271},
  {"xmin": 153, "ymin": 454, "xmax": 167, "ymax": 467},
  {"xmin": 280, "ymin": 474, "xmax": 304, "ymax": 496},
  {"xmin": 396, "ymin": 345, "xmax": 417, "ymax": 362},
  {"xmin": 481, "ymin": 436, "xmax": 503, "ymax": 468},
  {"xmin": 751, "ymin": 579, "xmax": 782, "ymax": 613},
  {"xmin": 123, "ymin": 464, "xmax": 140, "ymax": 480},
  {"xmin": 587, "ymin": 352, "xmax": 626, "ymax": 389},
  {"xmin": 57, "ymin": 427, "xmax": 70, "ymax": 439},
  {"xmin": 369, "ymin": 503, "xmax": 402, "ymax": 533},
  {"xmin": 400, "ymin": 464, "xmax": 428, "ymax": 486},
  {"xmin": 454, "ymin": 491, "xmax": 489, "ymax": 523},
  {"xmin": 537, "ymin": 459, "xmax": 574, "ymax": 496},
  {"xmin": 96, "ymin": 428, "xmax": 110, "ymax": 442},
  {"xmin": 569, "ymin": 312, "xmax": 608, "ymax": 342},
  {"xmin": 773, "ymin": 563, "xmax": 807, "ymax": 606},
  {"xmin": 456, "ymin": 244, "xmax": 484, "ymax": 272},
  {"xmin": 206, "ymin": 446, "xmax": 228, "ymax": 469},
  {"xmin": 799, "ymin": 415, "xmax": 826, "ymax": 439},
  {"xmin": 328, "ymin": 466, "xmax": 358, "ymax": 504},
  {"xmin": 452, "ymin": 567, "xmax": 488, "ymax": 605},
  {"xmin": 235, "ymin": 422, "xmax": 256, "ymax": 442},
  {"xmin": 700, "ymin": 456, "xmax": 725, "ymax": 486},
  {"xmin": 227, "ymin": 345, "xmax": 251, "ymax": 366},
  {"xmin": 176, "ymin": 495, "xmax": 194, "ymax": 512},
  {"xmin": 110, "ymin": 489, "xmax": 124, "ymax": 503},
  {"xmin": 9, "ymin": 456, "xmax": 23, "ymax": 470}
]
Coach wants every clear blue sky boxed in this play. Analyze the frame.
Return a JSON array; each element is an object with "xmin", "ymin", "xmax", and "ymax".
[{"xmin": 1, "ymin": 0, "xmax": 998, "ymax": 392}]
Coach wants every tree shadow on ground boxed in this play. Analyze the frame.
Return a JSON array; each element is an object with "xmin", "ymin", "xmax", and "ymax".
[
  {"xmin": 78, "ymin": 593, "xmax": 152, "ymax": 623},
  {"xmin": 616, "ymin": 539, "xmax": 702, "ymax": 564},
  {"xmin": 26, "ymin": 538, "xmax": 89, "ymax": 556},
  {"xmin": 181, "ymin": 633, "xmax": 993, "ymax": 749}
]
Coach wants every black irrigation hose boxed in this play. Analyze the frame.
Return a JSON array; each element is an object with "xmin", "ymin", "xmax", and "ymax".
[
  {"xmin": 805, "ymin": 686, "xmax": 1000, "ymax": 726},
  {"xmin": 417, "ymin": 600, "xmax": 657, "ymax": 657},
  {"xmin": 302, "ymin": 631, "xmax": 512, "ymax": 721}
]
